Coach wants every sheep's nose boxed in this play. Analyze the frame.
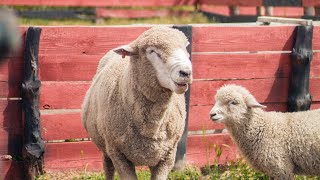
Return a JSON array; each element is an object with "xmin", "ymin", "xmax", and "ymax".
[{"xmin": 179, "ymin": 70, "xmax": 191, "ymax": 77}]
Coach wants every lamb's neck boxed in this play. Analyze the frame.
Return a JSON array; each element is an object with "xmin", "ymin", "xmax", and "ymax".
[
  {"xmin": 225, "ymin": 109, "xmax": 267, "ymax": 153},
  {"xmin": 121, "ymin": 61, "xmax": 173, "ymax": 139}
]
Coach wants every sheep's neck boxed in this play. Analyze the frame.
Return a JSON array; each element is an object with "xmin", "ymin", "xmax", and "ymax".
[
  {"xmin": 121, "ymin": 60, "xmax": 173, "ymax": 139},
  {"xmin": 225, "ymin": 109, "xmax": 266, "ymax": 155}
]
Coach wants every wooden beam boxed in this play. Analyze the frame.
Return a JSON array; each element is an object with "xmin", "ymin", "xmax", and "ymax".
[
  {"xmin": 288, "ymin": 25, "xmax": 313, "ymax": 112},
  {"xmin": 263, "ymin": 0, "xmax": 302, "ymax": 6},
  {"xmin": 21, "ymin": 27, "xmax": 45, "ymax": 179},
  {"xmin": 257, "ymin": 16, "xmax": 313, "ymax": 25},
  {"xmin": 172, "ymin": 25, "xmax": 192, "ymax": 171}
]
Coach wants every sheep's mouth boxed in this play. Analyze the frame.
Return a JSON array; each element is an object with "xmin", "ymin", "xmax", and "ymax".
[{"xmin": 174, "ymin": 82, "xmax": 188, "ymax": 87}]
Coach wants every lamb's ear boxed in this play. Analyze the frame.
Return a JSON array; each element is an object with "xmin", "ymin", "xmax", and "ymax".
[
  {"xmin": 113, "ymin": 45, "xmax": 137, "ymax": 58},
  {"xmin": 246, "ymin": 96, "xmax": 267, "ymax": 109}
]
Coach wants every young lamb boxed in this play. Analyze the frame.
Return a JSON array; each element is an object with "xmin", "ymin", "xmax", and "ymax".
[
  {"xmin": 210, "ymin": 84, "xmax": 320, "ymax": 180},
  {"xmin": 81, "ymin": 26, "xmax": 192, "ymax": 180}
]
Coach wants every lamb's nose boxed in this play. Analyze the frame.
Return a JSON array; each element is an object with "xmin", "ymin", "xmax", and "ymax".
[
  {"xmin": 210, "ymin": 113, "xmax": 216, "ymax": 119},
  {"xmin": 179, "ymin": 70, "xmax": 191, "ymax": 77}
]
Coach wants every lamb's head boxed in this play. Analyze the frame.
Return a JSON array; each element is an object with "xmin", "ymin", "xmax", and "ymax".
[
  {"xmin": 210, "ymin": 85, "xmax": 266, "ymax": 124},
  {"xmin": 114, "ymin": 26, "xmax": 192, "ymax": 94}
]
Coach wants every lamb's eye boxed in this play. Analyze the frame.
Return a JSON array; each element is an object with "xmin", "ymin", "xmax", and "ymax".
[{"xmin": 229, "ymin": 101, "xmax": 238, "ymax": 105}]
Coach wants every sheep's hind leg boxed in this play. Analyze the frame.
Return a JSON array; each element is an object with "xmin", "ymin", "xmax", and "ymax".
[{"xmin": 103, "ymin": 154, "xmax": 115, "ymax": 180}]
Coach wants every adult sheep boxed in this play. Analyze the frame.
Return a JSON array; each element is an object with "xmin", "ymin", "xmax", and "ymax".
[
  {"xmin": 81, "ymin": 26, "xmax": 192, "ymax": 180},
  {"xmin": 209, "ymin": 84, "xmax": 320, "ymax": 180}
]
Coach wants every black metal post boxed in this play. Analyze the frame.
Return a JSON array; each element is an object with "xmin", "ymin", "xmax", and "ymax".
[
  {"xmin": 288, "ymin": 25, "xmax": 313, "ymax": 112},
  {"xmin": 21, "ymin": 27, "xmax": 45, "ymax": 179},
  {"xmin": 172, "ymin": 25, "xmax": 192, "ymax": 171}
]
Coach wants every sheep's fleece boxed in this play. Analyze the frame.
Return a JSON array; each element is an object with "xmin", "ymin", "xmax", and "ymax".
[
  {"xmin": 81, "ymin": 26, "xmax": 192, "ymax": 180},
  {"xmin": 210, "ymin": 84, "xmax": 320, "ymax": 180}
]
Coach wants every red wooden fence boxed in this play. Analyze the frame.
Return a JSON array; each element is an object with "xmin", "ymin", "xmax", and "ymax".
[
  {"xmin": 2, "ymin": 0, "xmax": 320, "ymax": 19},
  {"xmin": 1, "ymin": 24, "xmax": 320, "ymax": 178}
]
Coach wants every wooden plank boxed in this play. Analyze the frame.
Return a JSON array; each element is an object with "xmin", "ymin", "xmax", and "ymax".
[
  {"xmin": 192, "ymin": 53, "xmax": 291, "ymax": 79},
  {"xmin": 199, "ymin": 0, "xmax": 262, "ymax": 6},
  {"xmin": 39, "ymin": 55, "xmax": 100, "ymax": 81},
  {"xmin": 39, "ymin": 78, "xmax": 320, "ymax": 109},
  {"xmin": 200, "ymin": 5, "xmax": 303, "ymax": 17},
  {"xmin": 0, "ymin": 100, "xmax": 22, "ymax": 129},
  {"xmin": 190, "ymin": 78, "xmax": 289, "ymax": 106},
  {"xmin": 263, "ymin": 0, "xmax": 302, "ymax": 6},
  {"xmin": 40, "ymin": 81, "xmax": 90, "ymax": 110},
  {"xmin": 41, "ymin": 113, "xmax": 88, "ymax": 141},
  {"xmin": 0, "ymin": 57, "xmax": 23, "ymax": 82},
  {"xmin": 38, "ymin": 52, "xmax": 320, "ymax": 82},
  {"xmin": 0, "ymin": 0, "xmax": 197, "ymax": 7},
  {"xmin": 0, "ymin": 128, "xmax": 22, "ymax": 156},
  {"xmin": 187, "ymin": 134, "xmax": 237, "ymax": 167},
  {"xmin": 0, "ymin": 160, "xmax": 24, "ymax": 180},
  {"xmin": 96, "ymin": 8, "xmax": 171, "ymax": 18},
  {"xmin": 257, "ymin": 16, "xmax": 312, "ymax": 26},
  {"xmin": 313, "ymin": 26, "xmax": 320, "ymax": 50},
  {"xmin": 44, "ymin": 141, "xmax": 102, "ymax": 171},
  {"xmin": 0, "ymin": 82, "xmax": 21, "ymax": 98},
  {"xmin": 39, "ymin": 27, "xmax": 150, "ymax": 56},
  {"xmin": 302, "ymin": 0, "xmax": 320, "ymax": 6},
  {"xmin": 44, "ymin": 134, "xmax": 238, "ymax": 171},
  {"xmin": 192, "ymin": 26, "xmax": 296, "ymax": 52}
]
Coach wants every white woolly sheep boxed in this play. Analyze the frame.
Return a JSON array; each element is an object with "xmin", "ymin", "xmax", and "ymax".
[
  {"xmin": 81, "ymin": 26, "xmax": 192, "ymax": 180},
  {"xmin": 210, "ymin": 84, "xmax": 320, "ymax": 180}
]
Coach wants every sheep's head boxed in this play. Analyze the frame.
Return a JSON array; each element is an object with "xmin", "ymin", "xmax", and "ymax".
[
  {"xmin": 114, "ymin": 26, "xmax": 192, "ymax": 94},
  {"xmin": 209, "ymin": 85, "xmax": 266, "ymax": 124}
]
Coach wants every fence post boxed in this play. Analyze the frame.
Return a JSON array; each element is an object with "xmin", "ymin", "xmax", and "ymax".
[
  {"xmin": 21, "ymin": 27, "xmax": 44, "ymax": 179},
  {"xmin": 288, "ymin": 25, "xmax": 313, "ymax": 112},
  {"xmin": 229, "ymin": 5, "xmax": 240, "ymax": 16},
  {"xmin": 304, "ymin": 6, "xmax": 315, "ymax": 16},
  {"xmin": 172, "ymin": 25, "xmax": 192, "ymax": 171}
]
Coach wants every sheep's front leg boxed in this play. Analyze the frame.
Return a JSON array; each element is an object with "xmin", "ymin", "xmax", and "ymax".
[
  {"xmin": 149, "ymin": 151, "xmax": 176, "ymax": 180},
  {"xmin": 108, "ymin": 150, "xmax": 137, "ymax": 180}
]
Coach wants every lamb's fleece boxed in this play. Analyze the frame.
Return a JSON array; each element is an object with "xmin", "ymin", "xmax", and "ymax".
[
  {"xmin": 210, "ymin": 84, "xmax": 320, "ymax": 180},
  {"xmin": 81, "ymin": 26, "xmax": 192, "ymax": 180}
]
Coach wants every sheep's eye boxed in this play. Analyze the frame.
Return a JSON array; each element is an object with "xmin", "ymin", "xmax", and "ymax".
[{"xmin": 229, "ymin": 101, "xmax": 238, "ymax": 105}]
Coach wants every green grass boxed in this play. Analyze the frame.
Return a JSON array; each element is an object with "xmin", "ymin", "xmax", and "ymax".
[
  {"xmin": 18, "ymin": 12, "xmax": 210, "ymax": 26},
  {"xmin": 36, "ymin": 160, "xmax": 320, "ymax": 180}
]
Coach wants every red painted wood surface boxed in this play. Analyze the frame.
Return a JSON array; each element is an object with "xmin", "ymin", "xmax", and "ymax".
[
  {"xmin": 200, "ymin": 5, "xmax": 304, "ymax": 17},
  {"xmin": 44, "ymin": 134, "xmax": 237, "ymax": 171},
  {"xmin": 41, "ymin": 113, "xmax": 88, "ymax": 141},
  {"xmin": 39, "ymin": 55, "xmax": 101, "ymax": 81},
  {"xmin": 0, "ymin": 100, "xmax": 22, "ymax": 130},
  {"xmin": 96, "ymin": 8, "xmax": 171, "ymax": 18},
  {"xmin": 39, "ymin": 27, "xmax": 149, "ymax": 56},
  {"xmin": 303, "ymin": 0, "xmax": 320, "ymax": 6},
  {"xmin": 192, "ymin": 26, "xmax": 296, "ymax": 52},
  {"xmin": 40, "ymin": 102, "xmax": 292, "ymax": 141},
  {"xmin": 199, "ymin": 0, "xmax": 262, "ymax": 6},
  {"xmin": 313, "ymin": 26, "xmax": 320, "ymax": 50},
  {"xmin": 0, "ymin": 160, "xmax": 23, "ymax": 180},
  {"xmin": 0, "ymin": 0, "xmax": 197, "ymax": 7},
  {"xmin": 193, "ymin": 53, "xmax": 291, "ymax": 79},
  {"xmin": 40, "ymin": 81, "xmax": 90, "ymax": 110}
]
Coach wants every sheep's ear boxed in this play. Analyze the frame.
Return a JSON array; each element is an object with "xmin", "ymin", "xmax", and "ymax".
[
  {"xmin": 113, "ymin": 45, "xmax": 137, "ymax": 58},
  {"xmin": 246, "ymin": 97, "xmax": 267, "ymax": 109}
]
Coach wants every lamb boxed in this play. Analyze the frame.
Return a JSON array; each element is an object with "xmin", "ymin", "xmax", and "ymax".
[
  {"xmin": 81, "ymin": 26, "xmax": 192, "ymax": 180},
  {"xmin": 209, "ymin": 84, "xmax": 320, "ymax": 180}
]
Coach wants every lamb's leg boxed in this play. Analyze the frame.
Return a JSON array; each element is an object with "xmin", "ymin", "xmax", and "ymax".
[
  {"xmin": 109, "ymin": 151, "xmax": 137, "ymax": 180},
  {"xmin": 103, "ymin": 154, "xmax": 115, "ymax": 180}
]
